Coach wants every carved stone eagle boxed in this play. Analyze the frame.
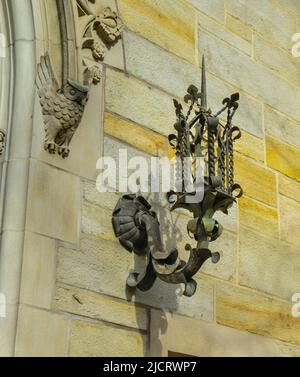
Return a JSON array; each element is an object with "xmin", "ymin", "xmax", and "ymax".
[{"xmin": 36, "ymin": 53, "xmax": 89, "ymax": 158}]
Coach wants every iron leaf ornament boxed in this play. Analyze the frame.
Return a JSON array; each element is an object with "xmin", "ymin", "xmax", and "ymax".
[{"xmin": 112, "ymin": 56, "xmax": 243, "ymax": 297}]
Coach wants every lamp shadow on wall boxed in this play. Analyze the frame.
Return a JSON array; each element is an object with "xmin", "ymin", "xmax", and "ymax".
[{"xmin": 124, "ymin": 192, "xmax": 188, "ymax": 355}]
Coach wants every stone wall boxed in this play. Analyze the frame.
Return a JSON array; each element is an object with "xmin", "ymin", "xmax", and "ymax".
[{"xmin": 2, "ymin": 0, "xmax": 300, "ymax": 356}]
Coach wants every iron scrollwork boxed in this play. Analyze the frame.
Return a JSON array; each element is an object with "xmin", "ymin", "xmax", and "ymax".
[{"xmin": 112, "ymin": 57, "xmax": 243, "ymax": 297}]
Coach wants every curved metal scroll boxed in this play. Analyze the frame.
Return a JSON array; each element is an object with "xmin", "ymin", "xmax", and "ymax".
[{"xmin": 112, "ymin": 194, "xmax": 223, "ymax": 297}]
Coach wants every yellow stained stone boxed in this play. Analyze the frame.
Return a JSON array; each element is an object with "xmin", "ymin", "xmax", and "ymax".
[
  {"xmin": 235, "ymin": 131, "xmax": 264, "ymax": 162},
  {"xmin": 119, "ymin": 0, "xmax": 196, "ymax": 65},
  {"xmin": 54, "ymin": 286, "xmax": 148, "ymax": 330},
  {"xmin": 82, "ymin": 200, "xmax": 116, "ymax": 242},
  {"xmin": 69, "ymin": 320, "xmax": 146, "ymax": 356},
  {"xmin": 279, "ymin": 175, "xmax": 300, "ymax": 203},
  {"xmin": 235, "ymin": 154, "xmax": 277, "ymax": 207},
  {"xmin": 279, "ymin": 195, "xmax": 300, "ymax": 247},
  {"xmin": 226, "ymin": 14, "xmax": 252, "ymax": 42},
  {"xmin": 239, "ymin": 196, "xmax": 278, "ymax": 238},
  {"xmin": 217, "ymin": 284, "xmax": 300, "ymax": 345},
  {"xmin": 266, "ymin": 136, "xmax": 300, "ymax": 181},
  {"xmin": 104, "ymin": 112, "xmax": 167, "ymax": 156}
]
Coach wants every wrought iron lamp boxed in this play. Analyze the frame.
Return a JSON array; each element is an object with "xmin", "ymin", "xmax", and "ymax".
[{"xmin": 112, "ymin": 57, "xmax": 243, "ymax": 297}]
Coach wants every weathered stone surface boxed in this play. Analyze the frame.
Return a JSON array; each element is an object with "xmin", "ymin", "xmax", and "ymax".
[
  {"xmin": 198, "ymin": 12, "xmax": 251, "ymax": 55},
  {"xmin": 216, "ymin": 284, "xmax": 300, "ymax": 345},
  {"xmin": 54, "ymin": 285, "xmax": 148, "ymax": 330},
  {"xmin": 82, "ymin": 200, "xmax": 115, "ymax": 242},
  {"xmin": 57, "ymin": 235, "xmax": 214, "ymax": 321},
  {"xmin": 279, "ymin": 175, "xmax": 300, "ymax": 203},
  {"xmin": 26, "ymin": 160, "xmax": 80, "ymax": 243},
  {"xmin": 155, "ymin": 276, "xmax": 214, "ymax": 322},
  {"xmin": 119, "ymin": 0, "xmax": 196, "ymax": 65},
  {"xmin": 104, "ymin": 112, "xmax": 167, "ymax": 156},
  {"xmin": 83, "ymin": 180, "xmax": 120, "ymax": 211},
  {"xmin": 124, "ymin": 30, "xmax": 201, "ymax": 98},
  {"xmin": 239, "ymin": 196, "xmax": 279, "ymax": 238},
  {"xmin": 105, "ymin": 69, "xmax": 174, "ymax": 136},
  {"xmin": 150, "ymin": 309, "xmax": 280, "ymax": 356},
  {"xmin": 123, "ymin": 31, "xmax": 263, "ymax": 138},
  {"xmin": 279, "ymin": 195, "xmax": 300, "ymax": 246},
  {"xmin": 2, "ymin": 160, "xmax": 30, "ymax": 232},
  {"xmin": 103, "ymin": 135, "xmax": 150, "ymax": 161},
  {"xmin": 69, "ymin": 320, "xmax": 146, "ymax": 356},
  {"xmin": 214, "ymin": 203, "xmax": 237, "ymax": 233},
  {"xmin": 188, "ymin": 0, "xmax": 224, "ymax": 23},
  {"xmin": 235, "ymin": 132, "xmax": 264, "ymax": 162},
  {"xmin": 254, "ymin": 36, "xmax": 300, "ymax": 86},
  {"xmin": 0, "ymin": 304, "xmax": 18, "ymax": 356},
  {"xmin": 235, "ymin": 154, "xmax": 277, "ymax": 207},
  {"xmin": 239, "ymin": 228, "xmax": 300, "ymax": 300},
  {"xmin": 209, "ymin": 81, "xmax": 263, "ymax": 139},
  {"xmin": 20, "ymin": 233, "xmax": 56, "ymax": 309},
  {"xmin": 44, "ymin": 0, "xmax": 61, "ymax": 44},
  {"xmin": 264, "ymin": 106, "xmax": 300, "ymax": 149},
  {"xmin": 57, "ymin": 236, "xmax": 130, "ymax": 298},
  {"xmin": 198, "ymin": 30, "xmax": 300, "ymax": 123},
  {"xmin": 226, "ymin": 0, "xmax": 296, "ymax": 51},
  {"xmin": 102, "ymin": 136, "xmax": 153, "ymax": 193},
  {"xmin": 0, "ymin": 231, "xmax": 27, "ymax": 304},
  {"xmin": 225, "ymin": 14, "xmax": 252, "ymax": 42},
  {"xmin": 201, "ymin": 230, "xmax": 237, "ymax": 282},
  {"xmin": 266, "ymin": 136, "xmax": 300, "ymax": 181},
  {"xmin": 15, "ymin": 306, "xmax": 68, "ymax": 356},
  {"xmin": 276, "ymin": 342, "xmax": 300, "ymax": 357},
  {"xmin": 273, "ymin": 0, "xmax": 300, "ymax": 15}
]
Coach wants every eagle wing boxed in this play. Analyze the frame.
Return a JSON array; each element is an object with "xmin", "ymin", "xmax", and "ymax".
[{"xmin": 36, "ymin": 53, "xmax": 59, "ymax": 116}]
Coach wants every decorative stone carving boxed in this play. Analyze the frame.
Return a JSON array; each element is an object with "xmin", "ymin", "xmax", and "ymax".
[
  {"xmin": 36, "ymin": 54, "xmax": 89, "ymax": 158},
  {"xmin": 79, "ymin": 2, "xmax": 123, "ymax": 59},
  {"xmin": 0, "ymin": 129, "xmax": 6, "ymax": 156},
  {"xmin": 83, "ymin": 58, "xmax": 103, "ymax": 85},
  {"xmin": 36, "ymin": 0, "xmax": 123, "ymax": 158},
  {"xmin": 77, "ymin": 0, "xmax": 123, "ymax": 84}
]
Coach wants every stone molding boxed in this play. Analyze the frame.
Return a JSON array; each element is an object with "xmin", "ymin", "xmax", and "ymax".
[{"xmin": 0, "ymin": 0, "xmax": 36, "ymax": 356}]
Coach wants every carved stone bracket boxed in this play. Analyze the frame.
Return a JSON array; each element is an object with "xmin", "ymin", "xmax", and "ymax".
[{"xmin": 36, "ymin": 0, "xmax": 123, "ymax": 158}]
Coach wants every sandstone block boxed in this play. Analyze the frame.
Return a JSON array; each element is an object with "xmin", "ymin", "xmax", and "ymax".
[
  {"xmin": 54, "ymin": 285, "xmax": 148, "ymax": 330},
  {"xmin": 217, "ymin": 283, "xmax": 300, "ymax": 345},
  {"xmin": 26, "ymin": 160, "xmax": 80, "ymax": 243},
  {"xmin": 69, "ymin": 320, "xmax": 146, "ymax": 356},
  {"xmin": 15, "ymin": 306, "xmax": 67, "ymax": 356},
  {"xmin": 119, "ymin": 0, "xmax": 196, "ymax": 64},
  {"xmin": 239, "ymin": 228, "xmax": 300, "ymax": 300}
]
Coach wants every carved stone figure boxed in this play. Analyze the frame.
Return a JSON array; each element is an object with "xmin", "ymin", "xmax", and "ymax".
[
  {"xmin": 36, "ymin": 54, "xmax": 89, "ymax": 158},
  {"xmin": 36, "ymin": 1, "xmax": 123, "ymax": 158}
]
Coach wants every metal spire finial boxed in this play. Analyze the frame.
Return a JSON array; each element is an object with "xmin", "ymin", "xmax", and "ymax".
[{"xmin": 201, "ymin": 55, "xmax": 207, "ymax": 110}]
